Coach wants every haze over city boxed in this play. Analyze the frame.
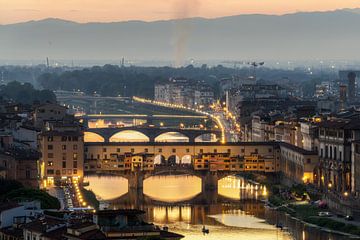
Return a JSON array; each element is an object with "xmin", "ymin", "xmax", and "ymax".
[{"xmin": 1, "ymin": 1, "xmax": 360, "ymax": 240}]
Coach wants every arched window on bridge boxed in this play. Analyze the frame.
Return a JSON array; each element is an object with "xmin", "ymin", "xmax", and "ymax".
[
  {"xmin": 181, "ymin": 155, "xmax": 192, "ymax": 165},
  {"xmin": 110, "ymin": 130, "xmax": 150, "ymax": 142},
  {"xmin": 195, "ymin": 133, "xmax": 218, "ymax": 142},
  {"xmin": 84, "ymin": 132, "xmax": 105, "ymax": 142},
  {"xmin": 168, "ymin": 155, "xmax": 181, "ymax": 165},
  {"xmin": 154, "ymin": 155, "xmax": 166, "ymax": 165},
  {"xmin": 155, "ymin": 132, "xmax": 189, "ymax": 142}
]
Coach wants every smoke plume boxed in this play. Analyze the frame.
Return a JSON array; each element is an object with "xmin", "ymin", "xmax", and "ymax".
[{"xmin": 173, "ymin": 0, "xmax": 199, "ymax": 67}]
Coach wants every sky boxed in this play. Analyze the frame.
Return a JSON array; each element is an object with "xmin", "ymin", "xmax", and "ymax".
[{"xmin": 0, "ymin": 0, "xmax": 360, "ymax": 24}]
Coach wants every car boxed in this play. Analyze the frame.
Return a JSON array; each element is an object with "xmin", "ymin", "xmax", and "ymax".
[
  {"xmin": 318, "ymin": 211, "xmax": 332, "ymax": 217},
  {"xmin": 345, "ymin": 215, "xmax": 354, "ymax": 221}
]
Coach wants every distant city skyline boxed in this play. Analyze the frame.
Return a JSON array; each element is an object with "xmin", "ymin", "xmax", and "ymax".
[{"xmin": 0, "ymin": 0, "xmax": 360, "ymax": 24}]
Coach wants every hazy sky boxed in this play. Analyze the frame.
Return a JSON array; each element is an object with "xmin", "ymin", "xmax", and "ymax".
[{"xmin": 1, "ymin": 0, "xmax": 360, "ymax": 24}]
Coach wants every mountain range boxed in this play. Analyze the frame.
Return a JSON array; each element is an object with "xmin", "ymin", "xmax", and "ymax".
[{"xmin": 1, "ymin": 9, "xmax": 360, "ymax": 63}]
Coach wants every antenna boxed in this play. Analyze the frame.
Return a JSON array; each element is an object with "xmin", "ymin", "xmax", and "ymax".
[{"xmin": 46, "ymin": 57, "xmax": 50, "ymax": 68}]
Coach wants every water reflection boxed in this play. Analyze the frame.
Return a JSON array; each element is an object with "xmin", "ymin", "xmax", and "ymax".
[
  {"xmin": 144, "ymin": 175, "xmax": 201, "ymax": 202},
  {"xmin": 84, "ymin": 176, "xmax": 127, "ymax": 200},
  {"xmin": 85, "ymin": 175, "xmax": 350, "ymax": 240}
]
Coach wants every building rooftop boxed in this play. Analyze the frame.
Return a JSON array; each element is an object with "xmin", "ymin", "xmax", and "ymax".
[
  {"xmin": 0, "ymin": 202, "xmax": 21, "ymax": 213},
  {"xmin": 23, "ymin": 216, "xmax": 66, "ymax": 233},
  {"xmin": 96, "ymin": 209, "xmax": 145, "ymax": 216},
  {"xmin": 280, "ymin": 142, "xmax": 317, "ymax": 155}
]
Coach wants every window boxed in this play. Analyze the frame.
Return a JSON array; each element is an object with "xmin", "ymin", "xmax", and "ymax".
[
  {"xmin": 61, "ymin": 136, "xmax": 67, "ymax": 141},
  {"xmin": 73, "ymin": 145, "xmax": 78, "ymax": 150},
  {"xmin": 73, "ymin": 153, "xmax": 78, "ymax": 160},
  {"xmin": 47, "ymin": 153, "xmax": 54, "ymax": 158},
  {"xmin": 172, "ymin": 148, "xmax": 176, "ymax": 153},
  {"xmin": 117, "ymin": 148, "xmax": 121, "ymax": 153},
  {"xmin": 131, "ymin": 148, "xmax": 134, "ymax": 153},
  {"xmin": 26, "ymin": 170, "xmax": 30, "ymax": 179},
  {"xmin": 254, "ymin": 148, "xmax": 258, "ymax": 154},
  {"xmin": 268, "ymin": 148, "xmax": 272, "ymax": 153},
  {"xmin": 73, "ymin": 161, "xmax": 78, "ymax": 168},
  {"xmin": 307, "ymin": 158, "xmax": 311, "ymax": 164},
  {"xmin": 47, "ymin": 169, "xmax": 54, "ymax": 175},
  {"xmin": 320, "ymin": 149, "xmax": 323, "ymax": 158},
  {"xmin": 73, "ymin": 169, "xmax": 77, "ymax": 174},
  {"xmin": 47, "ymin": 161, "xmax": 53, "ymax": 166},
  {"xmin": 158, "ymin": 148, "xmax": 162, "ymax": 153},
  {"xmin": 144, "ymin": 148, "xmax": 148, "ymax": 153},
  {"xmin": 62, "ymin": 161, "xmax": 66, "ymax": 168},
  {"xmin": 334, "ymin": 147, "xmax": 337, "ymax": 160},
  {"xmin": 104, "ymin": 154, "xmax": 107, "ymax": 159},
  {"xmin": 47, "ymin": 136, "xmax": 53, "ymax": 142},
  {"xmin": 186, "ymin": 148, "xmax": 190, "ymax": 153},
  {"xmin": 47, "ymin": 145, "xmax": 53, "ymax": 150},
  {"xmin": 62, "ymin": 145, "xmax": 66, "ymax": 150},
  {"xmin": 241, "ymin": 149, "xmax": 245, "ymax": 153},
  {"xmin": 103, "ymin": 148, "xmax": 107, "ymax": 152},
  {"xmin": 227, "ymin": 149, "xmax": 231, "ymax": 153},
  {"xmin": 73, "ymin": 136, "xmax": 78, "ymax": 141},
  {"xmin": 214, "ymin": 149, "xmax": 217, "ymax": 153},
  {"xmin": 200, "ymin": 149, "xmax": 203, "ymax": 153}
]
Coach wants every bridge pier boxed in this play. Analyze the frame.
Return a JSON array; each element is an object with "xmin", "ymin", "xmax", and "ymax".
[
  {"xmin": 127, "ymin": 171, "xmax": 145, "ymax": 190},
  {"xmin": 201, "ymin": 171, "xmax": 219, "ymax": 191}
]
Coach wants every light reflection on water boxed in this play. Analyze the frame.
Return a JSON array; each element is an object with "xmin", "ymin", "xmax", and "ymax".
[{"xmin": 85, "ymin": 175, "xmax": 349, "ymax": 240}]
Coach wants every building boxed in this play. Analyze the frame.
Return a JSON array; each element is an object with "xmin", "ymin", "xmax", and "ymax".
[
  {"xmin": 0, "ymin": 203, "xmax": 24, "ymax": 229},
  {"xmin": 93, "ymin": 209, "xmax": 184, "ymax": 240},
  {"xmin": 352, "ymin": 140, "xmax": 360, "ymax": 196},
  {"xmin": 23, "ymin": 216, "xmax": 67, "ymax": 240},
  {"xmin": 0, "ymin": 147, "xmax": 40, "ymax": 188},
  {"xmin": 300, "ymin": 121, "xmax": 319, "ymax": 152},
  {"xmin": 33, "ymin": 103, "xmax": 67, "ymax": 128},
  {"xmin": 39, "ymin": 122, "xmax": 84, "ymax": 186},
  {"xmin": 280, "ymin": 143, "xmax": 319, "ymax": 184},
  {"xmin": 317, "ymin": 119, "xmax": 360, "ymax": 193},
  {"xmin": 154, "ymin": 78, "xmax": 214, "ymax": 108}
]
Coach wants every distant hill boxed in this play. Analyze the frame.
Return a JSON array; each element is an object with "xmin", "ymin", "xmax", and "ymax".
[{"xmin": 1, "ymin": 9, "xmax": 360, "ymax": 62}]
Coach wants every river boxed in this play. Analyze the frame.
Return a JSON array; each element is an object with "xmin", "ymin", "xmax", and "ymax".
[{"xmin": 84, "ymin": 175, "xmax": 350, "ymax": 240}]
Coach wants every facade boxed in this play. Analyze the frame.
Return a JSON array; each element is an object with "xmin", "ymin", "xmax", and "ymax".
[
  {"xmin": 352, "ymin": 140, "xmax": 360, "ymax": 196},
  {"xmin": 300, "ymin": 121, "xmax": 319, "ymax": 151},
  {"xmin": 33, "ymin": 103, "xmax": 67, "ymax": 128},
  {"xmin": 0, "ymin": 148, "xmax": 40, "ymax": 188},
  {"xmin": 0, "ymin": 203, "xmax": 24, "ymax": 229},
  {"xmin": 317, "ymin": 119, "xmax": 360, "ymax": 194},
  {"xmin": 84, "ymin": 142, "xmax": 281, "ymax": 175},
  {"xmin": 154, "ymin": 78, "xmax": 214, "ymax": 108},
  {"xmin": 39, "ymin": 122, "xmax": 84, "ymax": 185},
  {"xmin": 280, "ymin": 143, "xmax": 318, "ymax": 184}
]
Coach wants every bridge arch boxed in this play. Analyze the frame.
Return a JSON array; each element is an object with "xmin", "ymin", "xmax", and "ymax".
[
  {"xmin": 110, "ymin": 130, "xmax": 150, "ymax": 142},
  {"xmin": 84, "ymin": 132, "xmax": 105, "ymax": 142},
  {"xmin": 155, "ymin": 132, "xmax": 189, "ymax": 142},
  {"xmin": 195, "ymin": 133, "xmax": 219, "ymax": 142}
]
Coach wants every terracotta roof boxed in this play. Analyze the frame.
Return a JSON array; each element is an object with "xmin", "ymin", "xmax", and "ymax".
[
  {"xmin": 96, "ymin": 209, "xmax": 145, "ymax": 216},
  {"xmin": 66, "ymin": 229, "xmax": 107, "ymax": 240},
  {"xmin": 23, "ymin": 216, "xmax": 65, "ymax": 233}
]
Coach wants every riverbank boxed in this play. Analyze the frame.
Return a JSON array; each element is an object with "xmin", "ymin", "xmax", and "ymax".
[{"xmin": 268, "ymin": 186, "xmax": 360, "ymax": 238}]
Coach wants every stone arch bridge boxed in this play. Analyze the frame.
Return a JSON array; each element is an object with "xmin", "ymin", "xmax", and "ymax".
[{"xmin": 85, "ymin": 127, "xmax": 221, "ymax": 143}]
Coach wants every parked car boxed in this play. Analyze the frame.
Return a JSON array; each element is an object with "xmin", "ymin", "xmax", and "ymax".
[
  {"xmin": 318, "ymin": 211, "xmax": 332, "ymax": 217},
  {"xmin": 345, "ymin": 215, "xmax": 354, "ymax": 221}
]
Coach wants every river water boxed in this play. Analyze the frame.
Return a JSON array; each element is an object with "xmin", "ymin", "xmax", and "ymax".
[{"xmin": 84, "ymin": 175, "xmax": 350, "ymax": 240}]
